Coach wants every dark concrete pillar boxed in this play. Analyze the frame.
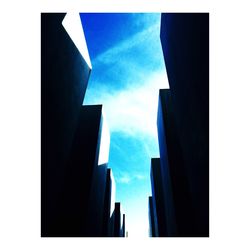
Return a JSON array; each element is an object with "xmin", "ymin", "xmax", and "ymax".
[
  {"xmin": 150, "ymin": 158, "xmax": 168, "ymax": 236},
  {"xmin": 148, "ymin": 196, "xmax": 156, "ymax": 237},
  {"xmin": 114, "ymin": 202, "xmax": 124, "ymax": 237},
  {"xmin": 160, "ymin": 13, "xmax": 209, "ymax": 236},
  {"xmin": 41, "ymin": 13, "xmax": 91, "ymax": 236},
  {"xmin": 54, "ymin": 105, "xmax": 109, "ymax": 236},
  {"xmin": 103, "ymin": 168, "xmax": 116, "ymax": 236},
  {"xmin": 157, "ymin": 89, "xmax": 194, "ymax": 236}
]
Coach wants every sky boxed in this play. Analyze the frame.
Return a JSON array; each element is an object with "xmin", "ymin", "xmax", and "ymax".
[{"xmin": 80, "ymin": 13, "xmax": 169, "ymax": 237}]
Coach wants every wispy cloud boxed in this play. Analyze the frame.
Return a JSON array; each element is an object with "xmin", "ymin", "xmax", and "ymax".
[
  {"xmin": 84, "ymin": 16, "xmax": 169, "ymax": 141},
  {"xmin": 85, "ymin": 70, "xmax": 169, "ymax": 139},
  {"xmin": 93, "ymin": 23, "xmax": 160, "ymax": 65},
  {"xmin": 82, "ymin": 13, "xmax": 167, "ymax": 237},
  {"xmin": 134, "ymin": 174, "xmax": 147, "ymax": 180},
  {"xmin": 84, "ymin": 14, "xmax": 168, "ymax": 188},
  {"xmin": 83, "ymin": 15, "xmax": 166, "ymax": 92},
  {"xmin": 116, "ymin": 172, "xmax": 132, "ymax": 184},
  {"xmin": 116, "ymin": 171, "xmax": 147, "ymax": 185},
  {"xmin": 130, "ymin": 13, "xmax": 161, "ymax": 31},
  {"xmin": 117, "ymin": 175, "xmax": 131, "ymax": 184},
  {"xmin": 83, "ymin": 15, "xmax": 167, "ymax": 236},
  {"xmin": 85, "ymin": 24, "xmax": 168, "ymax": 140}
]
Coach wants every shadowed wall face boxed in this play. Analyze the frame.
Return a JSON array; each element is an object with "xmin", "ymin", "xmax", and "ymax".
[
  {"xmin": 157, "ymin": 89, "xmax": 194, "ymax": 236},
  {"xmin": 58, "ymin": 105, "xmax": 110, "ymax": 236},
  {"xmin": 114, "ymin": 202, "xmax": 124, "ymax": 237},
  {"xmin": 53, "ymin": 105, "xmax": 102, "ymax": 236},
  {"xmin": 103, "ymin": 169, "xmax": 116, "ymax": 236},
  {"xmin": 157, "ymin": 90, "xmax": 177, "ymax": 236},
  {"xmin": 122, "ymin": 214, "xmax": 126, "ymax": 237},
  {"xmin": 86, "ymin": 163, "xmax": 108, "ymax": 236},
  {"xmin": 160, "ymin": 13, "xmax": 209, "ymax": 236},
  {"xmin": 148, "ymin": 196, "xmax": 156, "ymax": 237},
  {"xmin": 41, "ymin": 13, "xmax": 91, "ymax": 236},
  {"xmin": 150, "ymin": 158, "xmax": 168, "ymax": 236},
  {"xmin": 84, "ymin": 107, "xmax": 110, "ymax": 236}
]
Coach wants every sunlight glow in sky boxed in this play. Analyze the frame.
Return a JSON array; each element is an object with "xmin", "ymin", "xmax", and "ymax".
[{"xmin": 80, "ymin": 13, "xmax": 169, "ymax": 237}]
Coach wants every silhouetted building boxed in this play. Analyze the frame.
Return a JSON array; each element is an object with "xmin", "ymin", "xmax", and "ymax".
[
  {"xmin": 41, "ymin": 13, "xmax": 91, "ymax": 236},
  {"xmin": 56, "ymin": 105, "xmax": 110, "ymax": 236},
  {"xmin": 157, "ymin": 13, "xmax": 209, "ymax": 236},
  {"xmin": 85, "ymin": 161, "xmax": 108, "ymax": 236},
  {"xmin": 103, "ymin": 168, "xmax": 116, "ymax": 236},
  {"xmin": 157, "ymin": 89, "xmax": 193, "ymax": 236},
  {"xmin": 114, "ymin": 202, "xmax": 125, "ymax": 237},
  {"xmin": 122, "ymin": 214, "xmax": 126, "ymax": 237},
  {"xmin": 148, "ymin": 196, "xmax": 156, "ymax": 237},
  {"xmin": 41, "ymin": 13, "xmax": 127, "ymax": 237},
  {"xmin": 150, "ymin": 158, "xmax": 168, "ymax": 236}
]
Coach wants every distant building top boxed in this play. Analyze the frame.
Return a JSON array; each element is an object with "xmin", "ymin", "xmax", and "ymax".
[
  {"xmin": 62, "ymin": 12, "xmax": 92, "ymax": 69},
  {"xmin": 98, "ymin": 109, "xmax": 110, "ymax": 165}
]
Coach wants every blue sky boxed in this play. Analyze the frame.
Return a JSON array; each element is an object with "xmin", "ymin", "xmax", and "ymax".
[{"xmin": 80, "ymin": 13, "xmax": 169, "ymax": 237}]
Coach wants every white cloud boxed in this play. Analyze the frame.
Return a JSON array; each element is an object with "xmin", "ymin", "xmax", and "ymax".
[
  {"xmin": 134, "ymin": 174, "xmax": 147, "ymax": 180},
  {"xmin": 116, "ymin": 172, "xmax": 132, "ymax": 184},
  {"xmin": 130, "ymin": 13, "xmax": 161, "ymax": 31},
  {"xmin": 85, "ymin": 71, "xmax": 169, "ymax": 139},
  {"xmin": 116, "ymin": 171, "xmax": 148, "ymax": 185},
  {"xmin": 93, "ymin": 22, "xmax": 160, "ymax": 65},
  {"xmin": 81, "ymin": 13, "xmax": 168, "ymax": 238},
  {"xmin": 83, "ymin": 16, "xmax": 169, "ymax": 141}
]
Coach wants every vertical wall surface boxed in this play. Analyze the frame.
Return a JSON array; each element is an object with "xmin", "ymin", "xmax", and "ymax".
[
  {"xmin": 160, "ymin": 13, "xmax": 209, "ymax": 236},
  {"xmin": 150, "ymin": 158, "xmax": 168, "ymax": 236},
  {"xmin": 85, "ymin": 162, "xmax": 108, "ymax": 236},
  {"xmin": 114, "ymin": 202, "xmax": 124, "ymax": 237},
  {"xmin": 41, "ymin": 13, "xmax": 91, "ymax": 236},
  {"xmin": 157, "ymin": 89, "xmax": 176, "ymax": 236},
  {"xmin": 41, "ymin": 13, "xmax": 125, "ymax": 237},
  {"xmin": 58, "ymin": 105, "xmax": 107, "ymax": 236},
  {"xmin": 148, "ymin": 196, "xmax": 156, "ymax": 237},
  {"xmin": 122, "ymin": 214, "xmax": 126, "ymax": 237},
  {"xmin": 103, "ymin": 169, "xmax": 116, "ymax": 236},
  {"xmin": 157, "ymin": 89, "xmax": 194, "ymax": 236}
]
